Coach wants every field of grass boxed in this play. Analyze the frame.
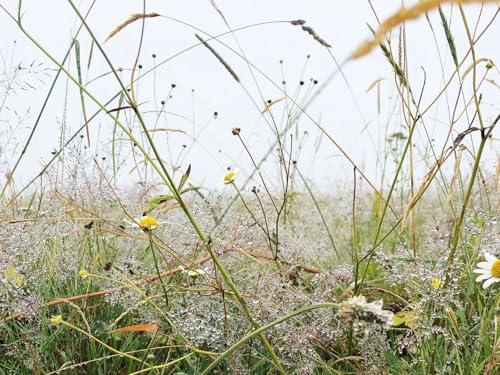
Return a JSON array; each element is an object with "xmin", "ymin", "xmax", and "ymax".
[{"xmin": 1, "ymin": 1, "xmax": 499, "ymax": 374}]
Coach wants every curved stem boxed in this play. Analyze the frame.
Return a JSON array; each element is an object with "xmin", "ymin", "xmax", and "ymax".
[{"xmin": 201, "ymin": 302, "xmax": 339, "ymax": 374}]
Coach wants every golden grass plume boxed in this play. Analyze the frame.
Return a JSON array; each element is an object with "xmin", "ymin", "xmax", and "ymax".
[
  {"xmin": 461, "ymin": 58, "xmax": 494, "ymax": 80},
  {"xmin": 351, "ymin": 0, "xmax": 498, "ymax": 59},
  {"xmin": 105, "ymin": 12, "xmax": 160, "ymax": 43}
]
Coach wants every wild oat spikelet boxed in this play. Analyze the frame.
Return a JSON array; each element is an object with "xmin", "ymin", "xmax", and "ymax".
[
  {"xmin": 301, "ymin": 25, "xmax": 332, "ymax": 48},
  {"xmin": 290, "ymin": 20, "xmax": 332, "ymax": 48},
  {"xmin": 105, "ymin": 13, "xmax": 161, "ymax": 42},
  {"xmin": 195, "ymin": 34, "xmax": 240, "ymax": 82}
]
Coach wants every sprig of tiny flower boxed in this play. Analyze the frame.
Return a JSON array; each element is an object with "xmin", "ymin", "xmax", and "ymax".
[{"xmin": 338, "ymin": 295, "xmax": 394, "ymax": 328}]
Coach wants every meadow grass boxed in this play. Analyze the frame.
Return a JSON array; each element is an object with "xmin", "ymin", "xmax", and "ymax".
[{"xmin": 1, "ymin": 1, "xmax": 499, "ymax": 374}]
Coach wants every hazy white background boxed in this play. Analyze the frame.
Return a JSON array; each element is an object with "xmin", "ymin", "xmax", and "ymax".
[{"xmin": 1, "ymin": 1, "xmax": 498, "ymax": 192}]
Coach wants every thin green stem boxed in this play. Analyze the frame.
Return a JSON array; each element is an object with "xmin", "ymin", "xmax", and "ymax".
[
  {"xmin": 201, "ymin": 302, "xmax": 339, "ymax": 374},
  {"xmin": 446, "ymin": 127, "xmax": 494, "ymax": 267},
  {"xmin": 63, "ymin": 3, "xmax": 285, "ymax": 371},
  {"xmin": 148, "ymin": 236, "xmax": 169, "ymax": 308},
  {"xmin": 446, "ymin": 6, "xmax": 493, "ymax": 268}
]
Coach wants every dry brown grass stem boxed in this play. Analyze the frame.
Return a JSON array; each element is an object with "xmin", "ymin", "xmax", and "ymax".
[
  {"xmin": 447, "ymin": 148, "xmax": 463, "ymax": 202},
  {"xmin": 494, "ymin": 159, "xmax": 500, "ymax": 193},
  {"xmin": 461, "ymin": 57, "xmax": 494, "ymax": 80},
  {"xmin": 261, "ymin": 97, "xmax": 286, "ymax": 113},
  {"xmin": 365, "ymin": 77, "xmax": 385, "ymax": 92},
  {"xmin": 1, "ymin": 247, "xmax": 320, "ymax": 324},
  {"xmin": 1, "ymin": 252, "xmax": 225, "ymax": 324},
  {"xmin": 401, "ymin": 126, "xmax": 482, "ymax": 226}
]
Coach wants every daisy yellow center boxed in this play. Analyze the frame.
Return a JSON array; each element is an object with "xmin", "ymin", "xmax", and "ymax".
[
  {"xmin": 491, "ymin": 259, "xmax": 500, "ymax": 278},
  {"xmin": 139, "ymin": 216, "xmax": 158, "ymax": 229}
]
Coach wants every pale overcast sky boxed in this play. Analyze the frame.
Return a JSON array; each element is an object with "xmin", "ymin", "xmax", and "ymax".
[{"xmin": 1, "ymin": 1, "xmax": 498, "ymax": 192}]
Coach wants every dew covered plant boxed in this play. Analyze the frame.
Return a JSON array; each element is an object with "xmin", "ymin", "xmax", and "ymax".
[{"xmin": 1, "ymin": 1, "xmax": 499, "ymax": 374}]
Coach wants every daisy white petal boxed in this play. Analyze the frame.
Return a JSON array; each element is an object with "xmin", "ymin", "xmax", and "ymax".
[
  {"xmin": 484, "ymin": 253, "xmax": 496, "ymax": 262},
  {"xmin": 476, "ymin": 262, "xmax": 491, "ymax": 270},
  {"xmin": 472, "ymin": 253, "xmax": 500, "ymax": 290},
  {"xmin": 473, "ymin": 269, "xmax": 490, "ymax": 274},
  {"xmin": 476, "ymin": 274, "xmax": 490, "ymax": 282},
  {"xmin": 483, "ymin": 277, "xmax": 499, "ymax": 289}
]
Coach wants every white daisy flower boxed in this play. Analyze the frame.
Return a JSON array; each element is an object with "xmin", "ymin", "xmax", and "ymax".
[{"xmin": 473, "ymin": 253, "xmax": 500, "ymax": 289}]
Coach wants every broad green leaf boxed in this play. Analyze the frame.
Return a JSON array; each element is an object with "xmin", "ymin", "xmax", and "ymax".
[
  {"xmin": 392, "ymin": 310, "xmax": 416, "ymax": 328},
  {"xmin": 5, "ymin": 266, "xmax": 17, "ymax": 279},
  {"xmin": 146, "ymin": 186, "xmax": 200, "ymax": 212}
]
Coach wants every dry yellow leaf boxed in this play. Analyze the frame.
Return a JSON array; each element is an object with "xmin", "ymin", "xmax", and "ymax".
[{"xmin": 109, "ymin": 323, "xmax": 159, "ymax": 333}]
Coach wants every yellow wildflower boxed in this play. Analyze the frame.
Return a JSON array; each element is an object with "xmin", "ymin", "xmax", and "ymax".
[
  {"xmin": 224, "ymin": 171, "xmax": 236, "ymax": 184},
  {"xmin": 50, "ymin": 315, "xmax": 63, "ymax": 325},
  {"xmin": 79, "ymin": 269, "xmax": 89, "ymax": 279},
  {"xmin": 139, "ymin": 215, "xmax": 158, "ymax": 231},
  {"xmin": 431, "ymin": 277, "xmax": 441, "ymax": 290}
]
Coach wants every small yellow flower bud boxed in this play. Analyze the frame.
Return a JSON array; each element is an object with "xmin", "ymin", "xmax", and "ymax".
[
  {"xmin": 50, "ymin": 315, "xmax": 64, "ymax": 325},
  {"xmin": 79, "ymin": 269, "xmax": 89, "ymax": 279},
  {"xmin": 431, "ymin": 277, "xmax": 441, "ymax": 290},
  {"xmin": 224, "ymin": 171, "xmax": 236, "ymax": 184}
]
